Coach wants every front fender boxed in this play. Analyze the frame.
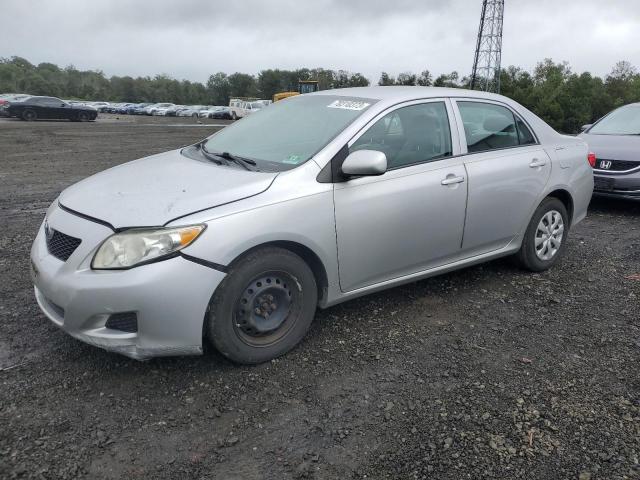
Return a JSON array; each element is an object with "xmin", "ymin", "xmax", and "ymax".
[{"xmin": 178, "ymin": 189, "xmax": 340, "ymax": 299}]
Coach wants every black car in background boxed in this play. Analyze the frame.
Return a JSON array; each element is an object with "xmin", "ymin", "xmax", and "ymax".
[
  {"xmin": 209, "ymin": 107, "xmax": 234, "ymax": 119},
  {"xmin": 3, "ymin": 96, "xmax": 98, "ymax": 121}
]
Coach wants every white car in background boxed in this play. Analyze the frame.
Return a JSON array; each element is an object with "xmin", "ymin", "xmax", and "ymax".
[
  {"xmin": 152, "ymin": 103, "xmax": 177, "ymax": 116},
  {"xmin": 91, "ymin": 102, "xmax": 110, "ymax": 112},
  {"xmin": 228, "ymin": 99, "xmax": 268, "ymax": 120},
  {"xmin": 242, "ymin": 101, "xmax": 266, "ymax": 117},
  {"xmin": 178, "ymin": 105, "xmax": 207, "ymax": 117},
  {"xmin": 229, "ymin": 99, "xmax": 245, "ymax": 120}
]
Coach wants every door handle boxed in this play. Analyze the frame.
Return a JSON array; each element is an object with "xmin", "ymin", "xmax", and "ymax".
[
  {"xmin": 441, "ymin": 175, "xmax": 465, "ymax": 185},
  {"xmin": 529, "ymin": 158, "xmax": 547, "ymax": 168}
]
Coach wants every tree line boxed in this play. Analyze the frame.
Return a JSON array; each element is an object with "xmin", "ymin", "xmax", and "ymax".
[{"xmin": 1, "ymin": 56, "xmax": 639, "ymax": 133}]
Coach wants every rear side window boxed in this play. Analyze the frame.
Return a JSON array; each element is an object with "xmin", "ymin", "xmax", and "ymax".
[
  {"xmin": 516, "ymin": 117, "xmax": 536, "ymax": 145},
  {"xmin": 41, "ymin": 97, "xmax": 63, "ymax": 106},
  {"xmin": 458, "ymin": 101, "xmax": 535, "ymax": 153},
  {"xmin": 350, "ymin": 102, "xmax": 452, "ymax": 169}
]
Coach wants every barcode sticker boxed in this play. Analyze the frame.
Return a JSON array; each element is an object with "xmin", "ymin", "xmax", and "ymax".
[{"xmin": 327, "ymin": 100, "xmax": 370, "ymax": 111}]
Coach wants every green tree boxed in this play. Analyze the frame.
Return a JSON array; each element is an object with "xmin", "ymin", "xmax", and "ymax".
[{"xmin": 378, "ymin": 72, "xmax": 395, "ymax": 86}]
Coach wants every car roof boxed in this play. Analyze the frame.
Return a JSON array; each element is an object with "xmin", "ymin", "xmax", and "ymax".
[
  {"xmin": 311, "ymin": 86, "xmax": 563, "ymax": 142},
  {"xmin": 311, "ymin": 86, "xmax": 511, "ymax": 103}
]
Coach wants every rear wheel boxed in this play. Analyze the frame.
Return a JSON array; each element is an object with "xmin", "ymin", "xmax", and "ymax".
[
  {"xmin": 22, "ymin": 109, "xmax": 37, "ymax": 121},
  {"xmin": 514, "ymin": 197, "xmax": 569, "ymax": 272},
  {"xmin": 208, "ymin": 247, "xmax": 317, "ymax": 364}
]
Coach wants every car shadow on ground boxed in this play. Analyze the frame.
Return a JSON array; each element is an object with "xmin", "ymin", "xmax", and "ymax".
[{"xmin": 588, "ymin": 195, "xmax": 640, "ymax": 215}]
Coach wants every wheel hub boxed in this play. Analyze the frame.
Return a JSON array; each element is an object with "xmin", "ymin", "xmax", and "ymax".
[
  {"xmin": 535, "ymin": 210, "xmax": 564, "ymax": 261},
  {"xmin": 235, "ymin": 274, "xmax": 293, "ymax": 336}
]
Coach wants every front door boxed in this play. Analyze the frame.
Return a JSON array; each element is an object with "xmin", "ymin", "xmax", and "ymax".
[{"xmin": 333, "ymin": 100, "xmax": 468, "ymax": 292}]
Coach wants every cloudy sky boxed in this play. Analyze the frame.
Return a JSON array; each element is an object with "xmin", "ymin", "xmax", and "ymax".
[{"xmin": 2, "ymin": 0, "xmax": 639, "ymax": 82}]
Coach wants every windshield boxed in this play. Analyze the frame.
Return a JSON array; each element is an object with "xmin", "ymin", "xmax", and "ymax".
[
  {"xmin": 589, "ymin": 105, "xmax": 640, "ymax": 135},
  {"xmin": 202, "ymin": 95, "xmax": 375, "ymax": 169}
]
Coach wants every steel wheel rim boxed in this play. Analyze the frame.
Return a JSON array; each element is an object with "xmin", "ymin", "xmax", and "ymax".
[
  {"xmin": 232, "ymin": 270, "xmax": 301, "ymax": 347},
  {"xmin": 535, "ymin": 209, "xmax": 564, "ymax": 261}
]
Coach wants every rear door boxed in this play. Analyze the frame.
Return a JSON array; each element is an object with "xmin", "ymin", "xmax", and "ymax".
[
  {"xmin": 333, "ymin": 99, "xmax": 468, "ymax": 292},
  {"xmin": 452, "ymin": 99, "xmax": 551, "ymax": 254}
]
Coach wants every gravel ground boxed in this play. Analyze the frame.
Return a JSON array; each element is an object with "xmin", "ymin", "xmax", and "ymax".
[{"xmin": 1, "ymin": 117, "xmax": 639, "ymax": 480}]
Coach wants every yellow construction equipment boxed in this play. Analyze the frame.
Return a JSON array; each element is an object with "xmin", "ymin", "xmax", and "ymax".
[{"xmin": 273, "ymin": 80, "xmax": 319, "ymax": 102}]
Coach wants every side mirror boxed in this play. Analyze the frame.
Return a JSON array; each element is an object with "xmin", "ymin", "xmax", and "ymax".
[
  {"xmin": 580, "ymin": 124, "xmax": 592, "ymax": 132},
  {"xmin": 341, "ymin": 150, "xmax": 387, "ymax": 177}
]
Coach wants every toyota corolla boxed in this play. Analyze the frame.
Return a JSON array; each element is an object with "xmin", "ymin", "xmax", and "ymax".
[{"xmin": 31, "ymin": 87, "xmax": 594, "ymax": 364}]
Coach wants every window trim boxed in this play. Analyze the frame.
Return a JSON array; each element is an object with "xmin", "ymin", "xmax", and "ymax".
[
  {"xmin": 452, "ymin": 99, "xmax": 540, "ymax": 155},
  {"xmin": 346, "ymin": 98, "xmax": 458, "ymax": 172}
]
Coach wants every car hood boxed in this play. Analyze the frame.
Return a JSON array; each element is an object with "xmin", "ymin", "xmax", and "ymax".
[
  {"xmin": 579, "ymin": 133, "xmax": 640, "ymax": 161},
  {"xmin": 59, "ymin": 149, "xmax": 278, "ymax": 228}
]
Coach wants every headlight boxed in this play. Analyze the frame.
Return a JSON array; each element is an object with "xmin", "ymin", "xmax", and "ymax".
[{"xmin": 92, "ymin": 225, "xmax": 205, "ymax": 270}]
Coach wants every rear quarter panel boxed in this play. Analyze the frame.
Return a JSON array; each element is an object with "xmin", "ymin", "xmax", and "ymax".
[{"xmin": 545, "ymin": 137, "xmax": 593, "ymax": 225}]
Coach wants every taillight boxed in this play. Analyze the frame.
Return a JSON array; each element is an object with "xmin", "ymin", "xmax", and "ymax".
[{"xmin": 587, "ymin": 152, "xmax": 596, "ymax": 168}]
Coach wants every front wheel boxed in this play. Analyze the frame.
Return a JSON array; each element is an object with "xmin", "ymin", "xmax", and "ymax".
[
  {"xmin": 78, "ymin": 112, "xmax": 89, "ymax": 122},
  {"xmin": 514, "ymin": 197, "xmax": 569, "ymax": 272},
  {"xmin": 208, "ymin": 247, "xmax": 317, "ymax": 364}
]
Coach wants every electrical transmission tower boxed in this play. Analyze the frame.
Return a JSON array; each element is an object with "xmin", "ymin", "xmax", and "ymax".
[{"xmin": 470, "ymin": 0, "xmax": 504, "ymax": 93}]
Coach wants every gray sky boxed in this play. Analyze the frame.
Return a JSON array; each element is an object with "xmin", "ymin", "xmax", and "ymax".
[{"xmin": 2, "ymin": 0, "xmax": 639, "ymax": 82}]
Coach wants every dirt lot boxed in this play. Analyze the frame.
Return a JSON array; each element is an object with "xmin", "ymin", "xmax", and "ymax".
[{"xmin": 1, "ymin": 116, "xmax": 639, "ymax": 480}]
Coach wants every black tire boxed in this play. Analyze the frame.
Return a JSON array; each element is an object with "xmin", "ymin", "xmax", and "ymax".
[
  {"xmin": 77, "ymin": 112, "xmax": 90, "ymax": 122},
  {"xmin": 231, "ymin": 111, "xmax": 238, "ymax": 120},
  {"xmin": 208, "ymin": 247, "xmax": 317, "ymax": 364},
  {"xmin": 22, "ymin": 109, "xmax": 37, "ymax": 121},
  {"xmin": 514, "ymin": 197, "xmax": 569, "ymax": 272}
]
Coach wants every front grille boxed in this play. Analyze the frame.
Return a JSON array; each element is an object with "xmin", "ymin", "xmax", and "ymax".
[
  {"xmin": 596, "ymin": 159, "xmax": 640, "ymax": 172},
  {"xmin": 46, "ymin": 229, "xmax": 81, "ymax": 261},
  {"xmin": 105, "ymin": 312, "xmax": 138, "ymax": 333},
  {"xmin": 594, "ymin": 176, "xmax": 615, "ymax": 191}
]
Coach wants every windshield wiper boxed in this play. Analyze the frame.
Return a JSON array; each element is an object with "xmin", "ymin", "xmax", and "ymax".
[
  {"xmin": 197, "ymin": 142, "xmax": 225, "ymax": 165},
  {"xmin": 198, "ymin": 142, "xmax": 258, "ymax": 171},
  {"xmin": 216, "ymin": 151, "xmax": 257, "ymax": 171}
]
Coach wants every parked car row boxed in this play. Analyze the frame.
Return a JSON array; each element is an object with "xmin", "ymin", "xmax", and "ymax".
[{"xmin": 1, "ymin": 93, "xmax": 275, "ymax": 121}]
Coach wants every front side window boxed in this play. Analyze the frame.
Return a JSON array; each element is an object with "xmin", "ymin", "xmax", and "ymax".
[
  {"xmin": 350, "ymin": 102, "xmax": 452, "ymax": 169},
  {"xmin": 201, "ymin": 95, "xmax": 376, "ymax": 170},
  {"xmin": 458, "ymin": 101, "xmax": 522, "ymax": 152}
]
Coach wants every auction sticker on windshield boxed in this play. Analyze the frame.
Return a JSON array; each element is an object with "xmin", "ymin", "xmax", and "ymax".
[{"xmin": 327, "ymin": 100, "xmax": 370, "ymax": 111}]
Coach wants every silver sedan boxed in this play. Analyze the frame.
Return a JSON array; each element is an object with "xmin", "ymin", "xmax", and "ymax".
[
  {"xmin": 579, "ymin": 102, "xmax": 640, "ymax": 200},
  {"xmin": 31, "ymin": 87, "xmax": 594, "ymax": 363}
]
